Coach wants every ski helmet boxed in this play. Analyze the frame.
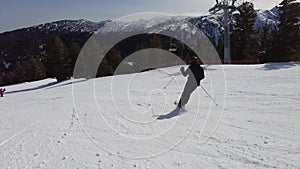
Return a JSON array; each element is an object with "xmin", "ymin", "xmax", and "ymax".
[{"xmin": 190, "ymin": 57, "xmax": 197, "ymax": 63}]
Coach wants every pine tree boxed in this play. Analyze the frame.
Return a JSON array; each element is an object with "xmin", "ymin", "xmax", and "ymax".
[
  {"xmin": 150, "ymin": 34, "xmax": 162, "ymax": 48},
  {"xmin": 231, "ymin": 2, "xmax": 259, "ymax": 61},
  {"xmin": 259, "ymin": 20, "xmax": 273, "ymax": 63},
  {"xmin": 0, "ymin": 60, "xmax": 5, "ymax": 71},
  {"xmin": 272, "ymin": 0, "xmax": 300, "ymax": 61},
  {"xmin": 0, "ymin": 76, "xmax": 3, "ymax": 86},
  {"xmin": 97, "ymin": 57, "xmax": 113, "ymax": 77},
  {"xmin": 108, "ymin": 47, "xmax": 123, "ymax": 71},
  {"xmin": 11, "ymin": 61, "xmax": 26, "ymax": 83},
  {"xmin": 29, "ymin": 58, "xmax": 46, "ymax": 80},
  {"xmin": 0, "ymin": 62, "xmax": 5, "ymax": 85},
  {"xmin": 0, "ymin": 65, "xmax": 4, "ymax": 85},
  {"xmin": 22, "ymin": 61, "xmax": 33, "ymax": 81},
  {"xmin": 44, "ymin": 35, "xmax": 69, "ymax": 82},
  {"xmin": 67, "ymin": 42, "xmax": 81, "ymax": 77},
  {"xmin": 3, "ymin": 71, "xmax": 13, "ymax": 85}
]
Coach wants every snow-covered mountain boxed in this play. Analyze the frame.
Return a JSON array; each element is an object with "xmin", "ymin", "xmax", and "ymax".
[
  {"xmin": 0, "ymin": 19, "xmax": 110, "ymax": 43},
  {"xmin": 92, "ymin": 7, "xmax": 279, "ymax": 46},
  {"xmin": 95, "ymin": 7, "xmax": 279, "ymax": 46},
  {"xmin": 254, "ymin": 6, "xmax": 279, "ymax": 30},
  {"xmin": 29, "ymin": 19, "xmax": 110, "ymax": 33},
  {"xmin": 0, "ymin": 7, "xmax": 279, "ymax": 43}
]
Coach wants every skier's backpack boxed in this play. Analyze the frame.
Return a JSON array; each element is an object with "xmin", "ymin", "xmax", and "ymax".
[
  {"xmin": 189, "ymin": 63, "xmax": 204, "ymax": 86},
  {"xmin": 200, "ymin": 66, "xmax": 205, "ymax": 80}
]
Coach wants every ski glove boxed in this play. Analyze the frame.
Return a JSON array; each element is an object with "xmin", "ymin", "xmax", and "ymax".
[{"xmin": 180, "ymin": 67, "xmax": 185, "ymax": 73}]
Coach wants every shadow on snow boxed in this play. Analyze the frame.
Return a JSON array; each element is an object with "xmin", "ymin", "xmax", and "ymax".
[
  {"xmin": 156, "ymin": 107, "xmax": 184, "ymax": 120},
  {"xmin": 5, "ymin": 79, "xmax": 87, "ymax": 95},
  {"xmin": 5, "ymin": 81, "xmax": 59, "ymax": 95},
  {"xmin": 259, "ymin": 62, "xmax": 300, "ymax": 71}
]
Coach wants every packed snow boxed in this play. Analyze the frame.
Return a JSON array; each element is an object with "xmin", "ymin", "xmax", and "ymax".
[{"xmin": 0, "ymin": 63, "xmax": 300, "ymax": 168}]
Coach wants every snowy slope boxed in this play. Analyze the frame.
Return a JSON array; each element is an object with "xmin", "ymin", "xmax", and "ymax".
[{"xmin": 0, "ymin": 63, "xmax": 300, "ymax": 168}]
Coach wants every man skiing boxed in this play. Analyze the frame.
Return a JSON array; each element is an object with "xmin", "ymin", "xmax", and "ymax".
[
  {"xmin": 0, "ymin": 88, "xmax": 4, "ymax": 97},
  {"xmin": 0, "ymin": 88, "xmax": 6, "ymax": 97},
  {"xmin": 178, "ymin": 57, "xmax": 204, "ymax": 108}
]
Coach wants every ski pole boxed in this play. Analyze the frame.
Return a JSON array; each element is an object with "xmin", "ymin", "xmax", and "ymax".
[
  {"xmin": 163, "ymin": 76, "xmax": 174, "ymax": 89},
  {"xmin": 200, "ymin": 85, "xmax": 218, "ymax": 106}
]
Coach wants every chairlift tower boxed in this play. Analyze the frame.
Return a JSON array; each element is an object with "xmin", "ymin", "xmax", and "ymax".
[{"xmin": 209, "ymin": 0, "xmax": 239, "ymax": 64}]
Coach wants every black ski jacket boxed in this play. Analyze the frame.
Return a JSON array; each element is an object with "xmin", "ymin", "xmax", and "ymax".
[{"xmin": 182, "ymin": 62, "xmax": 204, "ymax": 86}]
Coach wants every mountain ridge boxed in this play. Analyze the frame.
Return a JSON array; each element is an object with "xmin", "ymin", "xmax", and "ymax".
[{"xmin": 0, "ymin": 7, "xmax": 279, "ymax": 41}]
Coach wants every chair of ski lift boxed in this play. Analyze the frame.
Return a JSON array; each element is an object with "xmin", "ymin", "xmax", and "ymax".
[{"xmin": 169, "ymin": 43, "xmax": 177, "ymax": 52}]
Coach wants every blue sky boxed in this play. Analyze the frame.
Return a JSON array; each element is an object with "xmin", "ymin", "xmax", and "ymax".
[{"xmin": 0, "ymin": 0, "xmax": 282, "ymax": 33}]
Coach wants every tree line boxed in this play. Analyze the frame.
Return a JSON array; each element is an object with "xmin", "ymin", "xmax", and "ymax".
[{"xmin": 230, "ymin": 0, "xmax": 299, "ymax": 62}]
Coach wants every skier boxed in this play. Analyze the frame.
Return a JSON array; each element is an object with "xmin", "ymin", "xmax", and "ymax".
[
  {"xmin": 178, "ymin": 57, "xmax": 204, "ymax": 108},
  {"xmin": 0, "ymin": 88, "xmax": 5, "ymax": 97},
  {"xmin": 0, "ymin": 88, "xmax": 3, "ymax": 97}
]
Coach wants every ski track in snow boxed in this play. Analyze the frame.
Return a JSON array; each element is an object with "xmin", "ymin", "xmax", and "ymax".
[
  {"xmin": 0, "ymin": 120, "xmax": 41, "ymax": 148},
  {"xmin": 0, "ymin": 63, "xmax": 300, "ymax": 168}
]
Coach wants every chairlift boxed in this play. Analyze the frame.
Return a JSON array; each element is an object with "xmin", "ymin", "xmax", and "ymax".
[{"xmin": 169, "ymin": 39, "xmax": 177, "ymax": 52}]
